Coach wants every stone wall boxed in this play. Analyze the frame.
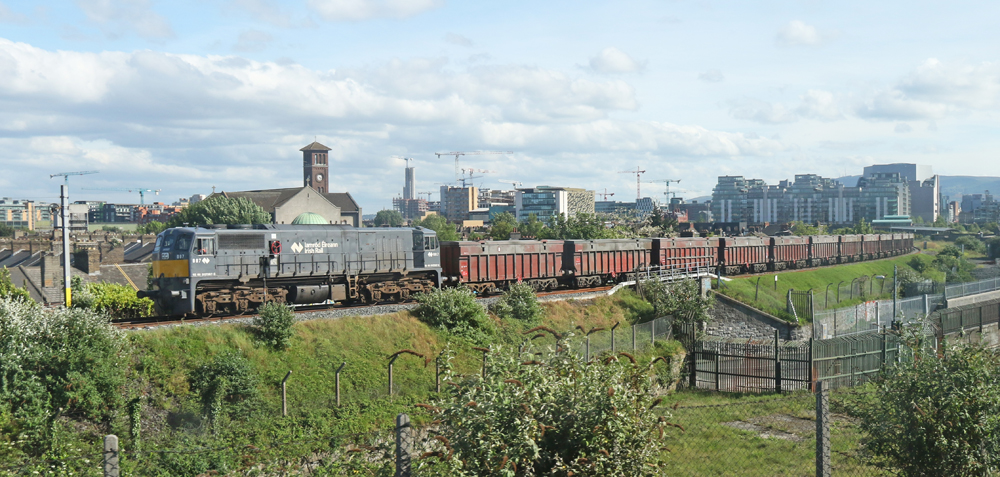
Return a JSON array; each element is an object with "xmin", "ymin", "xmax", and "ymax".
[
  {"xmin": 946, "ymin": 289, "xmax": 1000, "ymax": 309},
  {"xmin": 707, "ymin": 292, "xmax": 811, "ymax": 340}
]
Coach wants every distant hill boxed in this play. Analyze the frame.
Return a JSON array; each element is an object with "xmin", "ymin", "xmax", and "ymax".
[{"xmin": 836, "ymin": 175, "xmax": 1000, "ymax": 200}]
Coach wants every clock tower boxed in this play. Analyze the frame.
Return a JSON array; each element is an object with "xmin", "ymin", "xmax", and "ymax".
[{"xmin": 300, "ymin": 141, "xmax": 331, "ymax": 194}]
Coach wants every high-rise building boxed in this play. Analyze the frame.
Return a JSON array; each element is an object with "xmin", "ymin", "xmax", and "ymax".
[
  {"xmin": 440, "ymin": 186, "xmax": 478, "ymax": 222},
  {"xmin": 0, "ymin": 198, "xmax": 39, "ymax": 230},
  {"xmin": 514, "ymin": 186, "xmax": 595, "ymax": 221},
  {"xmin": 403, "ymin": 166, "xmax": 415, "ymax": 200},
  {"xmin": 863, "ymin": 163, "xmax": 939, "ymax": 223}
]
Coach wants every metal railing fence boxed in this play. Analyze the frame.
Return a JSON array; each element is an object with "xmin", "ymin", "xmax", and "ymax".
[{"xmin": 944, "ymin": 276, "xmax": 1000, "ymax": 300}]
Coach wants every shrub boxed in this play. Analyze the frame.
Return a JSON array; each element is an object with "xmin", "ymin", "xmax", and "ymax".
[
  {"xmin": 0, "ymin": 267, "xmax": 32, "ymax": 304},
  {"xmin": 416, "ymin": 345, "xmax": 673, "ymax": 475},
  {"xmin": 907, "ymin": 255, "xmax": 927, "ymax": 273},
  {"xmin": 637, "ymin": 279, "xmax": 713, "ymax": 325},
  {"xmin": 77, "ymin": 282, "xmax": 154, "ymax": 319},
  {"xmin": 0, "ymin": 299, "xmax": 131, "ymax": 446},
  {"xmin": 189, "ymin": 351, "xmax": 261, "ymax": 417},
  {"xmin": 413, "ymin": 287, "xmax": 495, "ymax": 344},
  {"xmin": 489, "ymin": 282, "xmax": 543, "ymax": 326},
  {"xmin": 955, "ymin": 235, "xmax": 986, "ymax": 254},
  {"xmin": 850, "ymin": 345, "xmax": 1000, "ymax": 476},
  {"xmin": 253, "ymin": 302, "xmax": 295, "ymax": 350}
]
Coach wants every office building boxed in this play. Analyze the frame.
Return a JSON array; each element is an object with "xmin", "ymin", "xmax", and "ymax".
[
  {"xmin": 863, "ymin": 163, "xmax": 939, "ymax": 223},
  {"xmin": 440, "ymin": 186, "xmax": 478, "ymax": 222},
  {"xmin": 0, "ymin": 198, "xmax": 39, "ymax": 230},
  {"xmin": 514, "ymin": 186, "xmax": 595, "ymax": 221}
]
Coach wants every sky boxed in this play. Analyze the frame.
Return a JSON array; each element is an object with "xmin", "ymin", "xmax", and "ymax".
[{"xmin": 2, "ymin": 1, "xmax": 1000, "ymax": 212}]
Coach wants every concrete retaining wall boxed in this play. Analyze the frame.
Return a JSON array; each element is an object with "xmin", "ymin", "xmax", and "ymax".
[
  {"xmin": 946, "ymin": 289, "xmax": 1000, "ymax": 309},
  {"xmin": 707, "ymin": 292, "xmax": 811, "ymax": 341}
]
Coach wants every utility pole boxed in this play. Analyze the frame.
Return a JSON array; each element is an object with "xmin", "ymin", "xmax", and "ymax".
[
  {"xmin": 617, "ymin": 167, "xmax": 646, "ymax": 200},
  {"xmin": 60, "ymin": 185, "xmax": 71, "ymax": 307},
  {"xmin": 892, "ymin": 265, "xmax": 898, "ymax": 323}
]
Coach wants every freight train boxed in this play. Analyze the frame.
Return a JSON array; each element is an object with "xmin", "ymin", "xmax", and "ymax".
[{"xmin": 139, "ymin": 224, "xmax": 913, "ymax": 316}]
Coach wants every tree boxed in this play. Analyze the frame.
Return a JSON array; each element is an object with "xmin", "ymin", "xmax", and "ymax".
[
  {"xmin": 373, "ymin": 209, "xmax": 404, "ymax": 227},
  {"xmin": 988, "ymin": 236, "xmax": 1000, "ymax": 260},
  {"xmin": 488, "ymin": 281, "xmax": 543, "ymax": 326},
  {"xmin": 413, "ymin": 214, "xmax": 459, "ymax": 241},
  {"xmin": 637, "ymin": 279, "xmax": 713, "ymax": 327},
  {"xmin": 137, "ymin": 221, "xmax": 167, "ymax": 235},
  {"xmin": 166, "ymin": 196, "xmax": 271, "ymax": 227},
  {"xmin": 933, "ymin": 214, "xmax": 949, "ymax": 228},
  {"xmin": 853, "ymin": 218, "xmax": 874, "ymax": 234},
  {"xmin": 415, "ymin": 345, "xmax": 672, "ymax": 476},
  {"xmin": 0, "ymin": 223, "xmax": 15, "ymax": 237},
  {"xmin": 548, "ymin": 212, "xmax": 613, "ymax": 239},
  {"xmin": 955, "ymin": 235, "xmax": 986, "ymax": 254},
  {"xmin": 790, "ymin": 221, "xmax": 822, "ymax": 236},
  {"xmin": 851, "ymin": 345, "xmax": 1000, "ymax": 476},
  {"xmin": 489, "ymin": 211, "xmax": 517, "ymax": 240},
  {"xmin": 519, "ymin": 213, "xmax": 547, "ymax": 239},
  {"xmin": 649, "ymin": 205, "xmax": 664, "ymax": 228}
]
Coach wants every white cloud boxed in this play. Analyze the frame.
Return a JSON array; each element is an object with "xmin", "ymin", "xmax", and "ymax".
[
  {"xmin": 730, "ymin": 90, "xmax": 841, "ymax": 124},
  {"xmin": 894, "ymin": 123, "xmax": 912, "ymax": 133},
  {"xmin": 307, "ymin": 0, "xmax": 443, "ymax": 21},
  {"xmin": 698, "ymin": 69, "xmax": 724, "ymax": 83},
  {"xmin": 775, "ymin": 20, "xmax": 827, "ymax": 47},
  {"xmin": 233, "ymin": 30, "xmax": 273, "ymax": 52},
  {"xmin": 588, "ymin": 47, "xmax": 646, "ymax": 74},
  {"xmin": 75, "ymin": 0, "xmax": 174, "ymax": 39},
  {"xmin": 0, "ymin": 38, "xmax": 783, "ymax": 207},
  {"xmin": 444, "ymin": 32, "xmax": 472, "ymax": 47},
  {"xmin": 796, "ymin": 89, "xmax": 841, "ymax": 120},
  {"xmin": 0, "ymin": 2, "xmax": 27, "ymax": 23}
]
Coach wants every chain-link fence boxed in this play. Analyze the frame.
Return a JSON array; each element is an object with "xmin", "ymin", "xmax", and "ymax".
[
  {"xmin": 945, "ymin": 276, "xmax": 1000, "ymax": 299},
  {"xmin": 813, "ymin": 294, "xmax": 944, "ymax": 338},
  {"xmin": 659, "ymin": 389, "xmax": 888, "ymax": 476}
]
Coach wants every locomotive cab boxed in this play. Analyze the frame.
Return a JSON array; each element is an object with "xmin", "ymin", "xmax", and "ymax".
[
  {"xmin": 141, "ymin": 228, "xmax": 198, "ymax": 315},
  {"xmin": 412, "ymin": 227, "xmax": 440, "ymax": 271}
]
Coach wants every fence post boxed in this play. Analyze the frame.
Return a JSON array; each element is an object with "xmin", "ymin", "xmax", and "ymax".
[
  {"xmin": 435, "ymin": 356, "xmax": 441, "ymax": 393},
  {"xmin": 808, "ymin": 338, "xmax": 815, "ymax": 392},
  {"xmin": 336, "ymin": 362, "xmax": 346, "ymax": 407},
  {"xmin": 632, "ymin": 324, "xmax": 636, "ymax": 351},
  {"xmin": 281, "ymin": 370, "xmax": 292, "ymax": 417},
  {"xmin": 388, "ymin": 357, "xmax": 396, "ymax": 396},
  {"xmin": 689, "ymin": 348, "xmax": 697, "ymax": 389},
  {"xmin": 395, "ymin": 414, "xmax": 412, "ymax": 477},
  {"xmin": 611, "ymin": 322, "xmax": 620, "ymax": 353},
  {"xmin": 651, "ymin": 319, "xmax": 656, "ymax": 346},
  {"xmin": 815, "ymin": 381, "xmax": 831, "ymax": 477},
  {"xmin": 103, "ymin": 434, "xmax": 119, "ymax": 477},
  {"xmin": 713, "ymin": 349, "xmax": 720, "ymax": 391},
  {"xmin": 586, "ymin": 335, "xmax": 590, "ymax": 361},
  {"xmin": 880, "ymin": 327, "xmax": 887, "ymax": 366},
  {"xmin": 774, "ymin": 329, "xmax": 782, "ymax": 393}
]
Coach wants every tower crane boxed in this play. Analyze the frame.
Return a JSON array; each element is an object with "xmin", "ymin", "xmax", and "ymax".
[
  {"xmin": 596, "ymin": 188, "xmax": 615, "ymax": 201},
  {"xmin": 647, "ymin": 179, "xmax": 681, "ymax": 205},
  {"xmin": 50, "ymin": 171, "xmax": 99, "ymax": 187},
  {"xmin": 617, "ymin": 167, "xmax": 646, "ymax": 200},
  {"xmin": 435, "ymin": 151, "xmax": 512, "ymax": 183},
  {"xmin": 82, "ymin": 187, "xmax": 161, "ymax": 205},
  {"xmin": 418, "ymin": 192, "xmax": 435, "ymax": 201},
  {"xmin": 498, "ymin": 180, "xmax": 523, "ymax": 188}
]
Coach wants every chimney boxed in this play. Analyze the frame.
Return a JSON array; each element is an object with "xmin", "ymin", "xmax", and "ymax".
[{"xmin": 40, "ymin": 252, "xmax": 60, "ymax": 288}]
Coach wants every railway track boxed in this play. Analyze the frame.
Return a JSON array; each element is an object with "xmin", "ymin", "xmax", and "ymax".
[{"xmin": 112, "ymin": 285, "xmax": 617, "ymax": 329}]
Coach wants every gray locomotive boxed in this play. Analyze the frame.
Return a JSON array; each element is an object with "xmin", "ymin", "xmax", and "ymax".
[{"xmin": 139, "ymin": 224, "xmax": 441, "ymax": 315}]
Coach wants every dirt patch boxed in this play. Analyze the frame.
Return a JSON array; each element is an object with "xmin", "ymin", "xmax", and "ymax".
[{"xmin": 722, "ymin": 413, "xmax": 815, "ymax": 442}]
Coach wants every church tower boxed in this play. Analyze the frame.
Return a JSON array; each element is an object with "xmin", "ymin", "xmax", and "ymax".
[{"xmin": 301, "ymin": 141, "xmax": 331, "ymax": 193}]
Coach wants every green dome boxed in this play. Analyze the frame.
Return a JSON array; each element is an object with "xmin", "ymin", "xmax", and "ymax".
[{"xmin": 291, "ymin": 212, "xmax": 327, "ymax": 225}]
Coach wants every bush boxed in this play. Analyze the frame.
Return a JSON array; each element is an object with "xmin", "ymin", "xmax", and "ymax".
[
  {"xmin": 907, "ymin": 255, "xmax": 927, "ymax": 273},
  {"xmin": 850, "ymin": 345, "xmax": 1000, "ymax": 476},
  {"xmin": 637, "ymin": 279, "xmax": 713, "ymax": 325},
  {"xmin": 253, "ymin": 302, "xmax": 295, "ymax": 350},
  {"xmin": 413, "ymin": 287, "xmax": 495, "ymax": 344},
  {"xmin": 0, "ymin": 267, "xmax": 32, "ymax": 304},
  {"xmin": 0, "ymin": 299, "xmax": 131, "ymax": 446},
  {"xmin": 76, "ymin": 282, "xmax": 154, "ymax": 319},
  {"xmin": 189, "ymin": 351, "xmax": 261, "ymax": 418},
  {"xmin": 955, "ymin": 235, "xmax": 986, "ymax": 254},
  {"xmin": 489, "ymin": 282, "xmax": 543, "ymax": 326},
  {"xmin": 416, "ymin": 345, "xmax": 673, "ymax": 475}
]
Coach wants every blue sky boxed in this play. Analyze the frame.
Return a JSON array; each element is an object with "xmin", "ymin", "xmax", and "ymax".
[{"xmin": 1, "ymin": 0, "xmax": 999, "ymax": 211}]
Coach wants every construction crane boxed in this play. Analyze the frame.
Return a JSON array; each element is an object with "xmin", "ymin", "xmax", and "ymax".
[
  {"xmin": 82, "ymin": 187, "xmax": 161, "ymax": 205},
  {"xmin": 498, "ymin": 180, "xmax": 523, "ymax": 188},
  {"xmin": 50, "ymin": 171, "xmax": 99, "ymax": 187},
  {"xmin": 418, "ymin": 191, "xmax": 435, "ymax": 201},
  {"xmin": 647, "ymin": 179, "xmax": 681, "ymax": 205},
  {"xmin": 618, "ymin": 167, "xmax": 646, "ymax": 200},
  {"xmin": 435, "ymin": 151, "xmax": 513, "ymax": 183},
  {"xmin": 391, "ymin": 156, "xmax": 414, "ymax": 167},
  {"xmin": 596, "ymin": 188, "xmax": 615, "ymax": 201}
]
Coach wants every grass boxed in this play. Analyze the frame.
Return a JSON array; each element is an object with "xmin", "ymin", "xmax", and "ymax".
[
  {"xmin": 658, "ymin": 389, "xmax": 887, "ymax": 476},
  {"xmin": 717, "ymin": 254, "xmax": 936, "ymax": 323}
]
